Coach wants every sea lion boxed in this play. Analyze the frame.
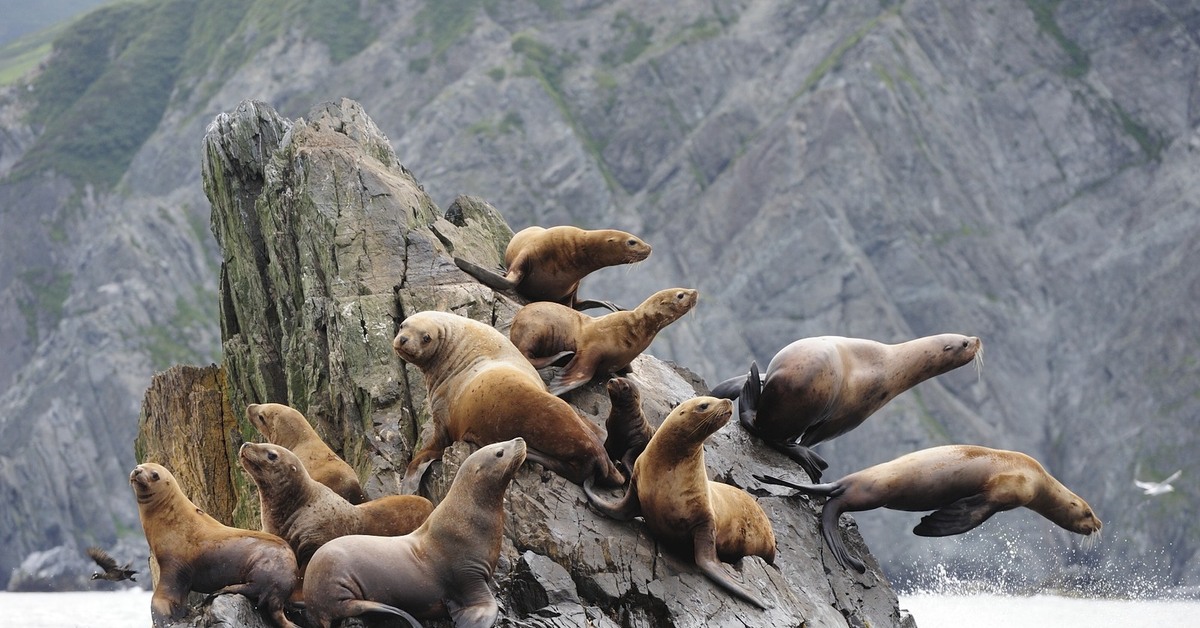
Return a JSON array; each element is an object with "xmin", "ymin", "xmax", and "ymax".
[
  {"xmin": 238, "ymin": 442, "xmax": 433, "ymax": 570},
  {"xmin": 303, "ymin": 438, "xmax": 527, "ymax": 628},
  {"xmin": 130, "ymin": 463, "xmax": 299, "ymax": 628},
  {"xmin": 453, "ymin": 225, "xmax": 651, "ymax": 311},
  {"xmin": 509, "ymin": 287, "xmax": 699, "ymax": 395},
  {"xmin": 393, "ymin": 310, "xmax": 624, "ymax": 494},
  {"xmin": 757, "ymin": 445, "xmax": 1103, "ymax": 573},
  {"xmin": 602, "ymin": 376, "xmax": 654, "ymax": 471},
  {"xmin": 712, "ymin": 333, "xmax": 982, "ymax": 481},
  {"xmin": 585, "ymin": 396, "xmax": 776, "ymax": 609},
  {"xmin": 246, "ymin": 402, "xmax": 367, "ymax": 504}
]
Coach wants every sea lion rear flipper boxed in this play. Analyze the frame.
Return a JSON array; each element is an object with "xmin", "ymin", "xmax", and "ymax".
[
  {"xmin": 736, "ymin": 362, "xmax": 761, "ymax": 432},
  {"xmin": 692, "ymin": 521, "xmax": 771, "ymax": 609},
  {"xmin": 574, "ymin": 298, "xmax": 624, "ymax": 312},
  {"xmin": 912, "ymin": 494, "xmax": 999, "ymax": 537},
  {"xmin": 583, "ymin": 476, "xmax": 642, "ymax": 520},
  {"xmin": 400, "ymin": 457, "xmax": 438, "ymax": 495},
  {"xmin": 454, "ymin": 256, "xmax": 517, "ymax": 292},
  {"xmin": 753, "ymin": 474, "xmax": 842, "ymax": 498},
  {"xmin": 710, "ymin": 373, "xmax": 749, "ymax": 400},
  {"xmin": 341, "ymin": 600, "xmax": 424, "ymax": 627}
]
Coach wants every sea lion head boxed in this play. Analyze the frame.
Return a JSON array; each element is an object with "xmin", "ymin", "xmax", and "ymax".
[
  {"xmin": 662, "ymin": 396, "xmax": 734, "ymax": 443},
  {"xmin": 915, "ymin": 333, "xmax": 983, "ymax": 377},
  {"xmin": 238, "ymin": 442, "xmax": 305, "ymax": 488},
  {"xmin": 1055, "ymin": 494, "xmax": 1103, "ymax": 537},
  {"xmin": 246, "ymin": 402, "xmax": 311, "ymax": 446},
  {"xmin": 606, "ymin": 376, "xmax": 641, "ymax": 409},
  {"xmin": 458, "ymin": 437, "xmax": 528, "ymax": 488},
  {"xmin": 594, "ymin": 229, "xmax": 652, "ymax": 264},
  {"xmin": 392, "ymin": 312, "xmax": 448, "ymax": 366},
  {"xmin": 645, "ymin": 287, "xmax": 699, "ymax": 321},
  {"xmin": 129, "ymin": 463, "xmax": 176, "ymax": 506}
]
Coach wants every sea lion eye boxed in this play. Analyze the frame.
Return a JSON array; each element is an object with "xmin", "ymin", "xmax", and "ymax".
[
  {"xmin": 495, "ymin": 450, "xmax": 504, "ymax": 458},
  {"xmin": 150, "ymin": 471, "xmax": 160, "ymax": 481},
  {"xmin": 699, "ymin": 402, "xmax": 710, "ymax": 411},
  {"xmin": 676, "ymin": 292, "xmax": 684, "ymax": 300},
  {"xmin": 267, "ymin": 451, "xmax": 278, "ymax": 461},
  {"xmin": 627, "ymin": 239, "xmax": 637, "ymax": 246},
  {"xmin": 962, "ymin": 340, "xmax": 969, "ymax": 348},
  {"xmin": 421, "ymin": 333, "xmax": 432, "ymax": 344}
]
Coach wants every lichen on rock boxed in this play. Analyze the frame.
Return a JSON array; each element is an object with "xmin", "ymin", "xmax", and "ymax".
[{"xmin": 134, "ymin": 97, "xmax": 913, "ymax": 627}]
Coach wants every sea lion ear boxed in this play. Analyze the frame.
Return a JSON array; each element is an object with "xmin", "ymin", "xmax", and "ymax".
[{"xmin": 291, "ymin": 465, "xmax": 298, "ymax": 473}]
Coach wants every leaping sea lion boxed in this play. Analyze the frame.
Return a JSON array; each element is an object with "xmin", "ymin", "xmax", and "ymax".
[
  {"xmin": 509, "ymin": 287, "xmax": 698, "ymax": 395},
  {"xmin": 130, "ymin": 463, "xmax": 299, "ymax": 628},
  {"xmin": 757, "ymin": 445, "xmax": 1102, "ymax": 573},
  {"xmin": 585, "ymin": 396, "xmax": 777, "ymax": 609},
  {"xmin": 246, "ymin": 403, "xmax": 367, "ymax": 504},
  {"xmin": 303, "ymin": 438, "xmax": 527, "ymax": 628},
  {"xmin": 711, "ymin": 333, "xmax": 982, "ymax": 481},
  {"xmin": 238, "ymin": 442, "xmax": 433, "ymax": 570},
  {"xmin": 393, "ymin": 311, "xmax": 624, "ymax": 494},
  {"xmin": 453, "ymin": 225, "xmax": 651, "ymax": 311}
]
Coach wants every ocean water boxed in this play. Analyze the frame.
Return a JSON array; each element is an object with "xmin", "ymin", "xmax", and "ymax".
[{"xmin": 2, "ymin": 589, "xmax": 1198, "ymax": 627}]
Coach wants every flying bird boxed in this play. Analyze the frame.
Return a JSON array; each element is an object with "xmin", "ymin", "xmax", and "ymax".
[
  {"xmin": 1134, "ymin": 470, "xmax": 1181, "ymax": 496},
  {"xmin": 87, "ymin": 546, "xmax": 137, "ymax": 582}
]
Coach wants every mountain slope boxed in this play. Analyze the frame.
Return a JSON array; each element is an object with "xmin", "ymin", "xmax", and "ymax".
[{"xmin": 0, "ymin": 0, "xmax": 1196, "ymax": 590}]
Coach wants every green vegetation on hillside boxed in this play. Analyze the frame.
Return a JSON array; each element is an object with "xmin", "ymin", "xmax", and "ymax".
[
  {"xmin": 0, "ymin": 24, "xmax": 65, "ymax": 87},
  {"xmin": 14, "ymin": 0, "xmax": 194, "ymax": 188},
  {"xmin": 1025, "ymin": 0, "xmax": 1089, "ymax": 79}
]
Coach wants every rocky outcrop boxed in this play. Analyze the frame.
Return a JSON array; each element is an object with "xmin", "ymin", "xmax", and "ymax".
[{"xmin": 132, "ymin": 97, "xmax": 910, "ymax": 626}]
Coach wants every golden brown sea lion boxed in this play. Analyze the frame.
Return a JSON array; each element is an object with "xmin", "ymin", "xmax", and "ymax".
[
  {"xmin": 302, "ymin": 438, "xmax": 527, "ymax": 628},
  {"xmin": 130, "ymin": 463, "xmax": 299, "ymax": 628},
  {"xmin": 509, "ymin": 287, "xmax": 698, "ymax": 395},
  {"xmin": 453, "ymin": 225, "xmax": 651, "ymax": 311},
  {"xmin": 393, "ymin": 310, "xmax": 624, "ymax": 494},
  {"xmin": 238, "ymin": 442, "xmax": 433, "ymax": 570},
  {"xmin": 246, "ymin": 403, "xmax": 366, "ymax": 504},
  {"xmin": 585, "ymin": 396, "xmax": 777, "ymax": 609},
  {"xmin": 711, "ymin": 333, "xmax": 982, "ymax": 481},
  {"xmin": 757, "ymin": 445, "xmax": 1103, "ymax": 573}
]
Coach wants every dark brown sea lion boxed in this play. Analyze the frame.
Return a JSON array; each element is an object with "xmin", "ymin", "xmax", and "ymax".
[
  {"xmin": 246, "ymin": 402, "xmax": 367, "ymax": 504},
  {"xmin": 712, "ymin": 333, "xmax": 982, "ymax": 481},
  {"xmin": 509, "ymin": 287, "xmax": 698, "ymax": 395},
  {"xmin": 302, "ymin": 438, "xmax": 527, "ymax": 628},
  {"xmin": 130, "ymin": 463, "xmax": 299, "ymax": 628},
  {"xmin": 757, "ymin": 445, "xmax": 1103, "ymax": 573},
  {"xmin": 238, "ymin": 442, "xmax": 433, "ymax": 570},
  {"xmin": 585, "ymin": 396, "xmax": 777, "ymax": 609},
  {"xmin": 453, "ymin": 225, "xmax": 651, "ymax": 311},
  {"xmin": 392, "ymin": 311, "xmax": 624, "ymax": 494},
  {"xmin": 602, "ymin": 376, "xmax": 654, "ymax": 471}
]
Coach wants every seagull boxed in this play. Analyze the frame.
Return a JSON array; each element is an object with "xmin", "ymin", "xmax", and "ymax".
[
  {"xmin": 1134, "ymin": 470, "xmax": 1181, "ymax": 496},
  {"xmin": 87, "ymin": 546, "xmax": 137, "ymax": 582}
]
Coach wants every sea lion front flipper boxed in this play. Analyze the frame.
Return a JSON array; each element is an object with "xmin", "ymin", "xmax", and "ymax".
[
  {"xmin": 447, "ymin": 579, "xmax": 500, "ymax": 628},
  {"xmin": 770, "ymin": 442, "xmax": 829, "ymax": 483},
  {"xmin": 546, "ymin": 354, "xmax": 595, "ymax": 396},
  {"xmin": 912, "ymin": 494, "xmax": 999, "ymax": 537},
  {"xmin": 454, "ymin": 256, "xmax": 517, "ymax": 293},
  {"xmin": 583, "ymin": 476, "xmax": 642, "ymax": 521},
  {"xmin": 340, "ymin": 600, "xmax": 424, "ymax": 627},
  {"xmin": 692, "ymin": 520, "xmax": 770, "ymax": 609},
  {"xmin": 573, "ymin": 298, "xmax": 624, "ymax": 312},
  {"xmin": 818, "ymin": 497, "xmax": 866, "ymax": 573},
  {"xmin": 753, "ymin": 474, "xmax": 842, "ymax": 498}
]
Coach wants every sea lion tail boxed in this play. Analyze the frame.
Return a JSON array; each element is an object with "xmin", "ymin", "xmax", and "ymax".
[
  {"xmin": 454, "ymin": 256, "xmax": 515, "ymax": 292},
  {"xmin": 583, "ymin": 475, "xmax": 642, "ymax": 521}
]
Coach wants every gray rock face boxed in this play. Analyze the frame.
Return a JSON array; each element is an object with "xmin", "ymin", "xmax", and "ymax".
[
  {"xmin": 0, "ymin": 0, "xmax": 1196, "ymax": 594},
  {"xmin": 175, "ymin": 97, "xmax": 906, "ymax": 627}
]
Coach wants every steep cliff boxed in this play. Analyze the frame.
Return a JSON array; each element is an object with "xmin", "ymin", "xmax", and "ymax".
[
  {"xmin": 0, "ymin": 0, "xmax": 1197, "ymax": 592},
  {"xmin": 136, "ymin": 97, "xmax": 909, "ymax": 627}
]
